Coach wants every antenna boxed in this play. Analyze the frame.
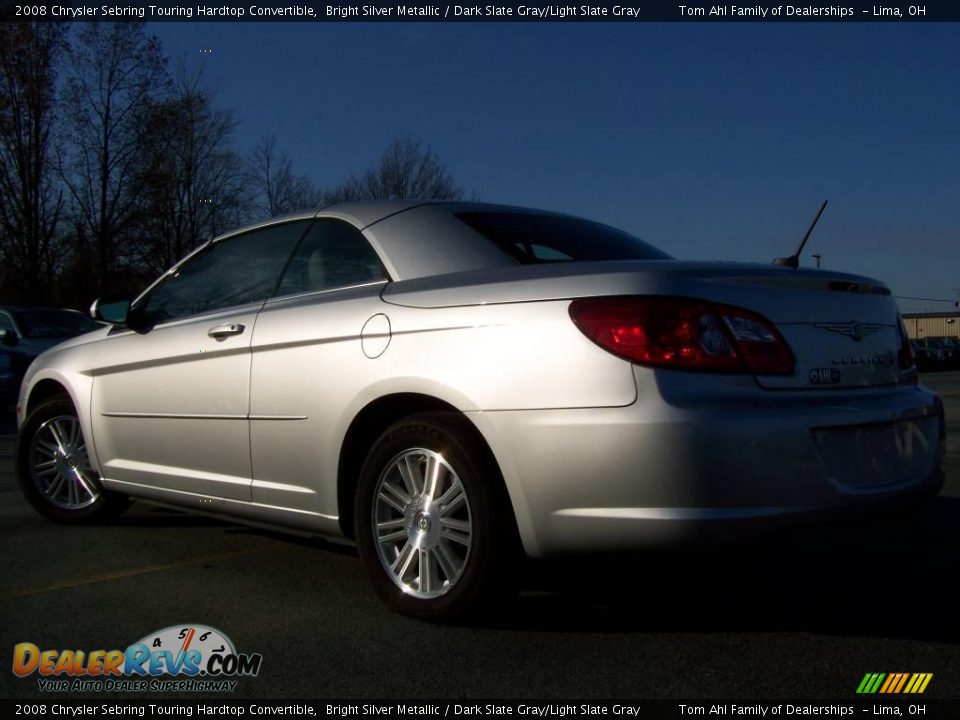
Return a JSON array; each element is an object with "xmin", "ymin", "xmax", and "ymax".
[{"xmin": 774, "ymin": 199, "xmax": 828, "ymax": 269}]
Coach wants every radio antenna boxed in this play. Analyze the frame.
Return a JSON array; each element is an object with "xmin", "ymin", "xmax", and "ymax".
[{"xmin": 774, "ymin": 199, "xmax": 828, "ymax": 269}]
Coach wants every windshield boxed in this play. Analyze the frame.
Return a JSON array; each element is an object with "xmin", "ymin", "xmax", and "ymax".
[
  {"xmin": 456, "ymin": 211, "xmax": 672, "ymax": 265},
  {"xmin": 13, "ymin": 310, "xmax": 101, "ymax": 339}
]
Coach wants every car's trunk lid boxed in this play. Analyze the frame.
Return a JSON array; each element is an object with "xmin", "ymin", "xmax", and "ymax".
[{"xmin": 381, "ymin": 260, "xmax": 907, "ymax": 389}]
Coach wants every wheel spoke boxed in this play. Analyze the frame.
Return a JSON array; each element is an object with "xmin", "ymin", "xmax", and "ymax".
[
  {"xmin": 440, "ymin": 517, "xmax": 471, "ymax": 534},
  {"xmin": 397, "ymin": 455, "xmax": 419, "ymax": 496},
  {"xmin": 437, "ymin": 481, "xmax": 466, "ymax": 516},
  {"xmin": 45, "ymin": 474, "xmax": 65, "ymax": 499},
  {"xmin": 377, "ymin": 487, "xmax": 406, "ymax": 514},
  {"xmin": 423, "ymin": 453, "xmax": 444, "ymax": 501},
  {"xmin": 419, "ymin": 548, "xmax": 434, "ymax": 594},
  {"xmin": 72, "ymin": 469, "xmax": 97, "ymax": 500},
  {"xmin": 390, "ymin": 541, "xmax": 412, "ymax": 572},
  {"xmin": 378, "ymin": 530, "xmax": 407, "ymax": 545},
  {"xmin": 381, "ymin": 480, "xmax": 410, "ymax": 507},
  {"xmin": 434, "ymin": 541, "xmax": 458, "ymax": 581},
  {"xmin": 396, "ymin": 542, "xmax": 417, "ymax": 582},
  {"xmin": 48, "ymin": 421, "xmax": 68, "ymax": 452},
  {"xmin": 440, "ymin": 526, "xmax": 471, "ymax": 546},
  {"xmin": 376, "ymin": 519, "xmax": 407, "ymax": 545}
]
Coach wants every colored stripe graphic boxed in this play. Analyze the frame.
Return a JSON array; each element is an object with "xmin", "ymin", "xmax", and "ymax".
[
  {"xmin": 905, "ymin": 673, "xmax": 933, "ymax": 694},
  {"xmin": 858, "ymin": 673, "xmax": 932, "ymax": 694},
  {"xmin": 892, "ymin": 673, "xmax": 909, "ymax": 694}
]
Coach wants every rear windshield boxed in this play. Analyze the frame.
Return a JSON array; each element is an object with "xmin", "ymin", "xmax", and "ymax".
[{"xmin": 456, "ymin": 211, "xmax": 672, "ymax": 264}]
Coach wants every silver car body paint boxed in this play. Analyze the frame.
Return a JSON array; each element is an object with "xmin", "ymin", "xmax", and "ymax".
[{"xmin": 19, "ymin": 201, "xmax": 943, "ymax": 557}]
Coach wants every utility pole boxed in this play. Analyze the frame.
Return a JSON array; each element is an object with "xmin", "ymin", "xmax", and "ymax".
[{"xmin": 812, "ymin": 254, "xmax": 822, "ymax": 269}]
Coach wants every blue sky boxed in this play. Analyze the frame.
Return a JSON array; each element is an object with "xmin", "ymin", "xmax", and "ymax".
[{"xmin": 149, "ymin": 22, "xmax": 960, "ymax": 312}]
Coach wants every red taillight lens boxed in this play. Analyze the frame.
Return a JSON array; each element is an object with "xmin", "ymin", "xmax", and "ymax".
[
  {"xmin": 896, "ymin": 316, "xmax": 914, "ymax": 371},
  {"xmin": 569, "ymin": 296, "xmax": 795, "ymax": 375}
]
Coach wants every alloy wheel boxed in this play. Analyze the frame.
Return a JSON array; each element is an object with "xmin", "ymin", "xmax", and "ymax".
[
  {"xmin": 372, "ymin": 448, "xmax": 473, "ymax": 599},
  {"xmin": 28, "ymin": 415, "xmax": 100, "ymax": 511}
]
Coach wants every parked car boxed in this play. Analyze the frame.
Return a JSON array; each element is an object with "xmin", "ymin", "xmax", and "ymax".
[
  {"xmin": 912, "ymin": 337, "xmax": 953, "ymax": 371},
  {"xmin": 14, "ymin": 202, "xmax": 945, "ymax": 619},
  {"xmin": 0, "ymin": 350, "xmax": 17, "ymax": 433},
  {"xmin": 0, "ymin": 307, "xmax": 103, "ymax": 426},
  {"xmin": 910, "ymin": 340, "xmax": 939, "ymax": 372},
  {"xmin": 926, "ymin": 337, "xmax": 959, "ymax": 369},
  {"xmin": 938, "ymin": 337, "xmax": 960, "ymax": 369}
]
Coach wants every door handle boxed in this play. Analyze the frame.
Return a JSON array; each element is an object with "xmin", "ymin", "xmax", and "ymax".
[{"xmin": 207, "ymin": 323, "xmax": 245, "ymax": 340}]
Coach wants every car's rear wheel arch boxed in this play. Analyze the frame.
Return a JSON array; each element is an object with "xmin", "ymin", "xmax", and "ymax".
[{"xmin": 337, "ymin": 393, "xmax": 515, "ymax": 541}]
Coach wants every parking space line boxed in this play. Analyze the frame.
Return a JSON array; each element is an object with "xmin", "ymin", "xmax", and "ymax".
[{"xmin": 0, "ymin": 548, "xmax": 272, "ymax": 600}]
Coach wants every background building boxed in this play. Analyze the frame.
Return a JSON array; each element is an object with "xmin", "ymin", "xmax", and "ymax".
[{"xmin": 902, "ymin": 311, "xmax": 960, "ymax": 340}]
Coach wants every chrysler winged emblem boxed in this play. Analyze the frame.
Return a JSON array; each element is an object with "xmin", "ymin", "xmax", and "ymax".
[{"xmin": 813, "ymin": 321, "xmax": 885, "ymax": 342}]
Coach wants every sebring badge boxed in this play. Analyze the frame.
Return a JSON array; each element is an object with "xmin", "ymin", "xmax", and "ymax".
[{"xmin": 813, "ymin": 321, "xmax": 885, "ymax": 342}]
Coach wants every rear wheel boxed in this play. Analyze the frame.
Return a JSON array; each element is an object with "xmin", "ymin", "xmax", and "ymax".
[
  {"xmin": 355, "ymin": 412, "xmax": 516, "ymax": 620},
  {"xmin": 16, "ymin": 396, "xmax": 129, "ymax": 523}
]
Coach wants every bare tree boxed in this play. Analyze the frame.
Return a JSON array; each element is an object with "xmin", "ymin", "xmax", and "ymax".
[
  {"xmin": 60, "ymin": 21, "xmax": 168, "ymax": 293},
  {"xmin": 0, "ymin": 22, "xmax": 66, "ymax": 303},
  {"xmin": 248, "ymin": 135, "xmax": 322, "ymax": 220},
  {"xmin": 133, "ymin": 66, "xmax": 246, "ymax": 276},
  {"xmin": 323, "ymin": 136, "xmax": 464, "ymax": 204}
]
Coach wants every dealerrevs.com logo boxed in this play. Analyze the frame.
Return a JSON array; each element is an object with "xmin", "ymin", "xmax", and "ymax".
[{"xmin": 12, "ymin": 624, "xmax": 262, "ymax": 693}]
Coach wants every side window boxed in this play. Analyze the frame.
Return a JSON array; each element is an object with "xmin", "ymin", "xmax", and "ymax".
[
  {"xmin": 275, "ymin": 218, "xmax": 386, "ymax": 298},
  {"xmin": 138, "ymin": 220, "xmax": 311, "ymax": 326}
]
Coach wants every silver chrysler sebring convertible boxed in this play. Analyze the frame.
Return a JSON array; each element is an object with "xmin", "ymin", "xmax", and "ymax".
[{"xmin": 16, "ymin": 201, "xmax": 944, "ymax": 618}]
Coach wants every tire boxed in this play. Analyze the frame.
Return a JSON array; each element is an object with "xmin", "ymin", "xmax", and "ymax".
[
  {"xmin": 16, "ymin": 396, "xmax": 130, "ymax": 523},
  {"xmin": 354, "ymin": 412, "xmax": 517, "ymax": 620}
]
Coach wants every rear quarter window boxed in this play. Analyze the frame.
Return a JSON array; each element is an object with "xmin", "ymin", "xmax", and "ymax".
[{"xmin": 455, "ymin": 211, "xmax": 672, "ymax": 264}]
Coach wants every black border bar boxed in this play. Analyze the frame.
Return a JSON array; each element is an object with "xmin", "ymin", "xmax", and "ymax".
[
  {"xmin": 3, "ymin": 699, "xmax": 959, "ymax": 719},
  {"xmin": 3, "ymin": 0, "xmax": 959, "ymax": 22}
]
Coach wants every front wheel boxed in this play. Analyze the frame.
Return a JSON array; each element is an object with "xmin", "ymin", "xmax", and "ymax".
[
  {"xmin": 355, "ymin": 413, "xmax": 516, "ymax": 620},
  {"xmin": 16, "ymin": 396, "xmax": 129, "ymax": 523}
]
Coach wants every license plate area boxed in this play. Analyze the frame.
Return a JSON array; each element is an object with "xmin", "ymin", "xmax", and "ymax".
[{"xmin": 812, "ymin": 416, "xmax": 940, "ymax": 491}]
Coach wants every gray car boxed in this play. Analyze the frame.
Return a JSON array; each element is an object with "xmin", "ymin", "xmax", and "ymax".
[{"xmin": 15, "ymin": 201, "xmax": 945, "ymax": 619}]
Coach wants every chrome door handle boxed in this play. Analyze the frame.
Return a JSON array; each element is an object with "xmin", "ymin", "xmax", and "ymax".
[{"xmin": 207, "ymin": 323, "xmax": 245, "ymax": 340}]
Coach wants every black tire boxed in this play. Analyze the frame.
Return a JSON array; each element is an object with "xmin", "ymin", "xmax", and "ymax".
[
  {"xmin": 354, "ymin": 412, "xmax": 518, "ymax": 620},
  {"xmin": 16, "ymin": 396, "xmax": 130, "ymax": 523}
]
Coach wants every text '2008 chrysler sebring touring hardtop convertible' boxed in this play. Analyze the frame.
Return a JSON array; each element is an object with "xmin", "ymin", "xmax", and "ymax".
[{"xmin": 15, "ymin": 201, "xmax": 945, "ymax": 619}]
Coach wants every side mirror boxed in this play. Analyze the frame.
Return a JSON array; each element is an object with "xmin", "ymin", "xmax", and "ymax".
[
  {"xmin": 0, "ymin": 329, "xmax": 18, "ymax": 347},
  {"xmin": 90, "ymin": 296, "xmax": 131, "ymax": 325}
]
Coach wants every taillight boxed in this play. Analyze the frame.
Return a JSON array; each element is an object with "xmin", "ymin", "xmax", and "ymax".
[
  {"xmin": 896, "ymin": 316, "xmax": 914, "ymax": 371},
  {"xmin": 569, "ymin": 296, "xmax": 795, "ymax": 375}
]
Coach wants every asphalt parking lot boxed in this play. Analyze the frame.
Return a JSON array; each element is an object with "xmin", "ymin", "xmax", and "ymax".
[{"xmin": 1, "ymin": 373, "xmax": 958, "ymax": 700}]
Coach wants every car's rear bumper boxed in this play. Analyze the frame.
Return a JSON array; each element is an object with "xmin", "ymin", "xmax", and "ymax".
[{"xmin": 468, "ymin": 373, "xmax": 945, "ymax": 558}]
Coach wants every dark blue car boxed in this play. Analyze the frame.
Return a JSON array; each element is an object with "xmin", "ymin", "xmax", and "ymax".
[{"xmin": 0, "ymin": 306, "xmax": 103, "ymax": 428}]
